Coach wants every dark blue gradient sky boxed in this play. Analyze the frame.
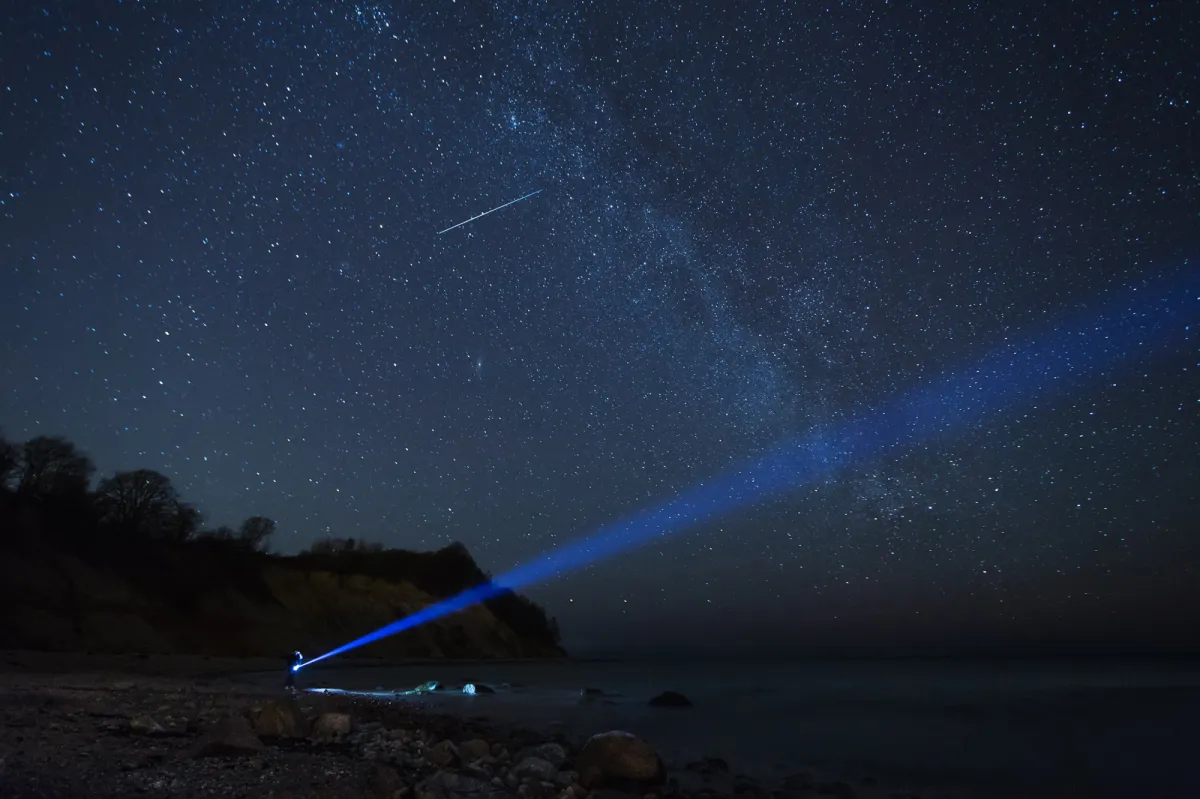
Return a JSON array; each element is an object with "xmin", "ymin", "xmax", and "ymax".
[{"xmin": 2, "ymin": 1, "xmax": 1196, "ymax": 653}]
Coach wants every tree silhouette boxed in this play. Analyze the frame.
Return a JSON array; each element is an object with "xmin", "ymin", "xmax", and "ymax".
[
  {"xmin": 0, "ymin": 433, "xmax": 17, "ymax": 490},
  {"xmin": 16, "ymin": 435, "xmax": 94, "ymax": 499},
  {"xmin": 167, "ymin": 502, "xmax": 203, "ymax": 542},
  {"xmin": 306, "ymin": 537, "xmax": 383, "ymax": 554},
  {"xmin": 95, "ymin": 469, "xmax": 182, "ymax": 538},
  {"xmin": 308, "ymin": 536, "xmax": 360, "ymax": 553},
  {"xmin": 237, "ymin": 515, "xmax": 276, "ymax": 552},
  {"xmin": 197, "ymin": 525, "xmax": 235, "ymax": 542},
  {"xmin": 308, "ymin": 538, "xmax": 335, "ymax": 554}
]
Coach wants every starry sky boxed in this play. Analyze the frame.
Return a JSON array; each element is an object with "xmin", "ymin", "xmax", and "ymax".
[{"xmin": 2, "ymin": 1, "xmax": 1197, "ymax": 655}]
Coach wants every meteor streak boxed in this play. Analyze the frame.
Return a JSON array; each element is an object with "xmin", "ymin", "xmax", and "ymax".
[{"xmin": 437, "ymin": 189, "xmax": 543, "ymax": 235}]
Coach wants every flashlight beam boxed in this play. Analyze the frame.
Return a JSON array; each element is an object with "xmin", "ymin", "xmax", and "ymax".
[
  {"xmin": 298, "ymin": 263, "xmax": 1198, "ymax": 671},
  {"xmin": 437, "ymin": 189, "xmax": 543, "ymax": 235}
]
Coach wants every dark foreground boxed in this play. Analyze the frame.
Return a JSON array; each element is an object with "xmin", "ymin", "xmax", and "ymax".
[{"xmin": 0, "ymin": 653, "xmax": 902, "ymax": 799}]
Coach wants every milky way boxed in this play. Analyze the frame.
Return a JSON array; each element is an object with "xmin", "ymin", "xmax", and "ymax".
[{"xmin": 2, "ymin": 1, "xmax": 1196, "ymax": 652}]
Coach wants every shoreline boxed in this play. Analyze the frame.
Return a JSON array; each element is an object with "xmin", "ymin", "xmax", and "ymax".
[{"xmin": 0, "ymin": 651, "xmax": 941, "ymax": 799}]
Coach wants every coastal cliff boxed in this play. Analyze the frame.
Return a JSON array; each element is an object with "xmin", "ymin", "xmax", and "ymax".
[{"xmin": 0, "ymin": 495, "xmax": 564, "ymax": 661}]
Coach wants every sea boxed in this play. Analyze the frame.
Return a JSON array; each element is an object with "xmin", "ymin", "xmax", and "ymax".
[{"xmin": 284, "ymin": 656, "xmax": 1200, "ymax": 798}]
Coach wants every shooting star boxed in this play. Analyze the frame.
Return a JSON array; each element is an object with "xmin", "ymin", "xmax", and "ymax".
[{"xmin": 437, "ymin": 189, "xmax": 543, "ymax": 235}]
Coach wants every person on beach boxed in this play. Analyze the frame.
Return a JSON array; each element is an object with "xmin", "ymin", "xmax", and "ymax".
[{"xmin": 284, "ymin": 650, "xmax": 303, "ymax": 693}]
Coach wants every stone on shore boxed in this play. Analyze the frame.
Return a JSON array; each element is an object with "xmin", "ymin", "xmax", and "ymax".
[
  {"xmin": 370, "ymin": 762, "xmax": 406, "ymax": 797},
  {"xmin": 190, "ymin": 714, "xmax": 265, "ymax": 758},
  {"xmin": 418, "ymin": 769, "xmax": 492, "ymax": 797},
  {"xmin": 648, "ymin": 690, "xmax": 692, "ymax": 708},
  {"xmin": 458, "ymin": 737, "xmax": 492, "ymax": 762},
  {"xmin": 513, "ymin": 755, "xmax": 558, "ymax": 782},
  {"xmin": 575, "ymin": 730, "xmax": 666, "ymax": 789},
  {"xmin": 427, "ymin": 739, "xmax": 460, "ymax": 767},
  {"xmin": 253, "ymin": 698, "xmax": 310, "ymax": 739},
  {"xmin": 516, "ymin": 742, "xmax": 568, "ymax": 768},
  {"xmin": 128, "ymin": 713, "xmax": 168, "ymax": 736},
  {"xmin": 311, "ymin": 711, "xmax": 353, "ymax": 743}
]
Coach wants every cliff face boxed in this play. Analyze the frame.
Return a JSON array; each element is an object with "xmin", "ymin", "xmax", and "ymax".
[
  {"xmin": 0, "ymin": 502, "xmax": 563, "ymax": 660},
  {"xmin": 0, "ymin": 549, "xmax": 561, "ymax": 659}
]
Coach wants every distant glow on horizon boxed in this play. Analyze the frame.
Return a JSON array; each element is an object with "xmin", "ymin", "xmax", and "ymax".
[{"xmin": 297, "ymin": 264, "xmax": 1198, "ymax": 670}]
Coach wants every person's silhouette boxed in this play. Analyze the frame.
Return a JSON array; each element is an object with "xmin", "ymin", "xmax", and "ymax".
[{"xmin": 284, "ymin": 650, "xmax": 303, "ymax": 693}]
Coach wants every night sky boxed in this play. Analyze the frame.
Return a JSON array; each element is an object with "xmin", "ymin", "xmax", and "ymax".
[{"xmin": 2, "ymin": 2, "xmax": 1197, "ymax": 655}]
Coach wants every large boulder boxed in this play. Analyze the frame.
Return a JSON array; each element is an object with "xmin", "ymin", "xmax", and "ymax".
[
  {"xmin": 458, "ymin": 738, "xmax": 492, "ymax": 762},
  {"xmin": 574, "ymin": 731, "xmax": 666, "ymax": 789},
  {"xmin": 426, "ymin": 739, "xmax": 459, "ymax": 767},
  {"xmin": 311, "ymin": 711, "xmax": 353, "ymax": 743},
  {"xmin": 253, "ymin": 699, "xmax": 310, "ymax": 739},
  {"xmin": 370, "ymin": 763, "xmax": 404, "ymax": 798},
  {"xmin": 648, "ymin": 690, "xmax": 693, "ymax": 708},
  {"xmin": 191, "ymin": 715, "xmax": 264, "ymax": 758}
]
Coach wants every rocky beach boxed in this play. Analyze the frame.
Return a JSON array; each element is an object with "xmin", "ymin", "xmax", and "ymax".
[{"xmin": 0, "ymin": 652, "xmax": 899, "ymax": 799}]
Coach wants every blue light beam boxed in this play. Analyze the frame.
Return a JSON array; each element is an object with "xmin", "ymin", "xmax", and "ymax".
[{"xmin": 298, "ymin": 264, "xmax": 1197, "ymax": 670}]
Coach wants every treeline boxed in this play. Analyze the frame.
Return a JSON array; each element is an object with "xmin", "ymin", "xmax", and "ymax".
[
  {"xmin": 0, "ymin": 430, "xmax": 562, "ymax": 650},
  {"xmin": 0, "ymin": 433, "xmax": 276, "ymax": 551}
]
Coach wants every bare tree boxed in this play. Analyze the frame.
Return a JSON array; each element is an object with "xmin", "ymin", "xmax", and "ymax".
[
  {"xmin": 95, "ymin": 469, "xmax": 181, "ymax": 537},
  {"xmin": 166, "ymin": 502, "xmax": 203, "ymax": 542},
  {"xmin": 237, "ymin": 515, "xmax": 276, "ymax": 552},
  {"xmin": 0, "ymin": 432, "xmax": 17, "ymax": 490},
  {"xmin": 16, "ymin": 436, "xmax": 95, "ymax": 498}
]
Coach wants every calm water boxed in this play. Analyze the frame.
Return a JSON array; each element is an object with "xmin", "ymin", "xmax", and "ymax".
[{"xmin": 285, "ymin": 657, "xmax": 1200, "ymax": 798}]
